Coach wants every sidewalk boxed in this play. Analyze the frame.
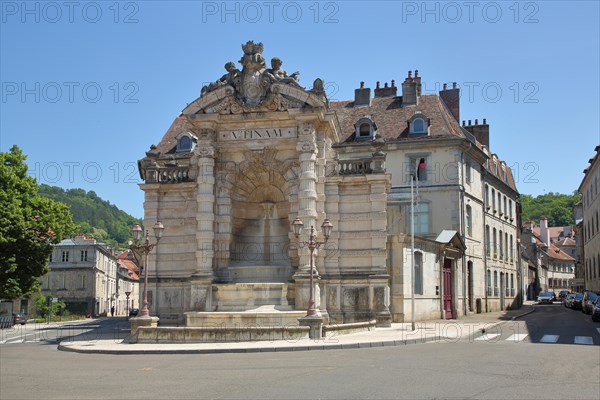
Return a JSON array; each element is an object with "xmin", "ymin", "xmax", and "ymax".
[{"xmin": 58, "ymin": 303, "xmax": 535, "ymax": 354}]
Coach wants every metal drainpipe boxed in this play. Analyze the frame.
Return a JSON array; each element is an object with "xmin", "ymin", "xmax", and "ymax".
[{"xmin": 459, "ymin": 150, "xmax": 467, "ymax": 317}]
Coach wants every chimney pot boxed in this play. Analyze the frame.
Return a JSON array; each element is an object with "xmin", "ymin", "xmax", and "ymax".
[
  {"xmin": 468, "ymin": 120, "xmax": 472, "ymax": 125},
  {"xmin": 443, "ymin": 83, "xmax": 447, "ymax": 90},
  {"xmin": 408, "ymin": 71, "xmax": 412, "ymax": 78},
  {"xmin": 391, "ymin": 80, "xmax": 395, "ymax": 87},
  {"xmin": 475, "ymin": 119, "xmax": 478, "ymax": 125},
  {"xmin": 415, "ymin": 69, "xmax": 419, "ymax": 77},
  {"xmin": 452, "ymin": 82, "xmax": 457, "ymax": 89},
  {"xmin": 360, "ymin": 81, "xmax": 364, "ymax": 89},
  {"xmin": 483, "ymin": 118, "xmax": 487, "ymax": 124},
  {"xmin": 376, "ymin": 81, "xmax": 380, "ymax": 89},
  {"xmin": 384, "ymin": 82, "xmax": 389, "ymax": 88},
  {"xmin": 462, "ymin": 120, "xmax": 465, "ymax": 126}
]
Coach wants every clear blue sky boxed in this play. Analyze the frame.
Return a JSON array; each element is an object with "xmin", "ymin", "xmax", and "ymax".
[{"xmin": 2, "ymin": 1, "xmax": 599, "ymax": 218}]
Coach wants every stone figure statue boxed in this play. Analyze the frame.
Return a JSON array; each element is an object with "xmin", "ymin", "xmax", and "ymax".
[
  {"xmin": 262, "ymin": 57, "xmax": 301, "ymax": 87},
  {"xmin": 201, "ymin": 61, "xmax": 240, "ymax": 96}
]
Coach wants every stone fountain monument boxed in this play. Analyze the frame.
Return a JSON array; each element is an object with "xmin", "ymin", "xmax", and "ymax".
[{"xmin": 136, "ymin": 41, "xmax": 391, "ymax": 341}]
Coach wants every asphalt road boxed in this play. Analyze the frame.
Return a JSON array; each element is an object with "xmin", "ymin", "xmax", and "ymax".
[{"xmin": 1, "ymin": 305, "xmax": 598, "ymax": 400}]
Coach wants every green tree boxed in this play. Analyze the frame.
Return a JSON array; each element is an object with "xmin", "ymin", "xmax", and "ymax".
[
  {"xmin": 38, "ymin": 184, "xmax": 140, "ymax": 248},
  {"xmin": 0, "ymin": 146, "xmax": 75, "ymax": 299},
  {"xmin": 33, "ymin": 293, "xmax": 66, "ymax": 317},
  {"xmin": 520, "ymin": 192, "xmax": 581, "ymax": 226}
]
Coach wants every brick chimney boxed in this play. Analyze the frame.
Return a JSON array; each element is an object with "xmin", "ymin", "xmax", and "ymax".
[
  {"xmin": 463, "ymin": 118, "xmax": 490, "ymax": 148},
  {"xmin": 354, "ymin": 81, "xmax": 371, "ymax": 107},
  {"xmin": 374, "ymin": 80, "xmax": 397, "ymax": 98},
  {"xmin": 439, "ymin": 82, "xmax": 460, "ymax": 122},
  {"xmin": 539, "ymin": 217, "xmax": 550, "ymax": 248},
  {"xmin": 401, "ymin": 71, "xmax": 419, "ymax": 106}
]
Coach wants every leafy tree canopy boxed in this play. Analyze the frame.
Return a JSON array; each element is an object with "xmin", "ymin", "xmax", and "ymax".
[
  {"xmin": 0, "ymin": 146, "xmax": 75, "ymax": 299},
  {"xmin": 38, "ymin": 184, "xmax": 141, "ymax": 248},
  {"xmin": 520, "ymin": 192, "xmax": 581, "ymax": 227}
]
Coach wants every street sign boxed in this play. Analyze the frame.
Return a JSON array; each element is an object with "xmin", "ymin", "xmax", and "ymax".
[{"xmin": 52, "ymin": 298, "xmax": 58, "ymax": 302}]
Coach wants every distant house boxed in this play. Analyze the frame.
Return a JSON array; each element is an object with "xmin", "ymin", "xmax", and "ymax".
[
  {"xmin": 522, "ymin": 218, "xmax": 576, "ymax": 295},
  {"xmin": 116, "ymin": 250, "xmax": 140, "ymax": 315},
  {"xmin": 42, "ymin": 234, "xmax": 117, "ymax": 317}
]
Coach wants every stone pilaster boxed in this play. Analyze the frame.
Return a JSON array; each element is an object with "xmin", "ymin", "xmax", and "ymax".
[{"xmin": 194, "ymin": 129, "xmax": 216, "ymax": 279}]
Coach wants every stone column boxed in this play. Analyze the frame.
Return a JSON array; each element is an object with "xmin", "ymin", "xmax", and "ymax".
[
  {"xmin": 295, "ymin": 122, "xmax": 318, "ymax": 275},
  {"xmin": 189, "ymin": 129, "xmax": 216, "ymax": 312}
]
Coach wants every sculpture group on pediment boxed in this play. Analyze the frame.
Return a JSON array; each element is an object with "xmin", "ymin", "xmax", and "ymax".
[{"xmin": 200, "ymin": 41, "xmax": 303, "ymax": 105}]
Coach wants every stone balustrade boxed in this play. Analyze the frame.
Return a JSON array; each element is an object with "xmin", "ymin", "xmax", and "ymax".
[{"xmin": 144, "ymin": 166, "xmax": 191, "ymax": 183}]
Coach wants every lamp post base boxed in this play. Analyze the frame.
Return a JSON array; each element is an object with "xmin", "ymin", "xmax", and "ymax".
[
  {"xmin": 129, "ymin": 315, "xmax": 160, "ymax": 339},
  {"xmin": 298, "ymin": 315, "xmax": 324, "ymax": 339}
]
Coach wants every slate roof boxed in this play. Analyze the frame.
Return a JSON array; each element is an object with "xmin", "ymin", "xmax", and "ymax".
[{"xmin": 330, "ymin": 95, "xmax": 465, "ymax": 143}]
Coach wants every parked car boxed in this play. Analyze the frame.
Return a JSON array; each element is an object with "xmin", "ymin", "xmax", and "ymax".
[
  {"xmin": 558, "ymin": 290, "xmax": 570, "ymax": 301},
  {"xmin": 12, "ymin": 312, "xmax": 27, "ymax": 325},
  {"xmin": 591, "ymin": 298, "xmax": 600, "ymax": 322},
  {"xmin": 548, "ymin": 291, "xmax": 557, "ymax": 301},
  {"xmin": 564, "ymin": 293, "xmax": 576, "ymax": 308},
  {"xmin": 572, "ymin": 292, "xmax": 584, "ymax": 310},
  {"xmin": 537, "ymin": 292, "xmax": 554, "ymax": 304},
  {"xmin": 582, "ymin": 291, "xmax": 598, "ymax": 315},
  {"xmin": 129, "ymin": 308, "xmax": 139, "ymax": 317}
]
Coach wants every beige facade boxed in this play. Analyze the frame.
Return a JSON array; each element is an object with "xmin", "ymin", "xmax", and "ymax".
[
  {"xmin": 579, "ymin": 145, "xmax": 600, "ymax": 292},
  {"xmin": 42, "ymin": 234, "xmax": 118, "ymax": 316},
  {"xmin": 137, "ymin": 42, "xmax": 521, "ymax": 326}
]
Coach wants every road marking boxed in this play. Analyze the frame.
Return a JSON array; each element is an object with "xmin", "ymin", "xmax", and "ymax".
[
  {"xmin": 475, "ymin": 333, "xmax": 500, "ymax": 341},
  {"xmin": 506, "ymin": 334, "xmax": 529, "ymax": 342},
  {"xmin": 540, "ymin": 335, "xmax": 559, "ymax": 343},
  {"xmin": 574, "ymin": 336, "xmax": 594, "ymax": 345}
]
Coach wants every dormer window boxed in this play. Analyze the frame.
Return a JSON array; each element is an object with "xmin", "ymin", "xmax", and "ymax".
[
  {"xmin": 408, "ymin": 112, "xmax": 430, "ymax": 135},
  {"xmin": 175, "ymin": 132, "xmax": 197, "ymax": 153},
  {"xmin": 354, "ymin": 116, "xmax": 377, "ymax": 140},
  {"xmin": 413, "ymin": 118, "xmax": 425, "ymax": 133},
  {"xmin": 359, "ymin": 123, "xmax": 371, "ymax": 137}
]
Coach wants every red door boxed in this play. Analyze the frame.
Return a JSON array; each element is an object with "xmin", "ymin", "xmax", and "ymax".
[{"xmin": 443, "ymin": 259, "xmax": 453, "ymax": 319}]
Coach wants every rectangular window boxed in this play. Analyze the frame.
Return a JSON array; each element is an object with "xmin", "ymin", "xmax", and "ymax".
[
  {"xmin": 406, "ymin": 155, "xmax": 428, "ymax": 183},
  {"xmin": 465, "ymin": 162, "xmax": 472, "ymax": 184},
  {"xmin": 80, "ymin": 250, "xmax": 88, "ymax": 262},
  {"xmin": 80, "ymin": 275, "xmax": 85, "ymax": 289},
  {"xmin": 466, "ymin": 205, "xmax": 473, "ymax": 237},
  {"xmin": 485, "ymin": 225, "xmax": 491, "ymax": 256},
  {"xmin": 49, "ymin": 253, "xmax": 53, "ymax": 263},
  {"xmin": 407, "ymin": 203, "xmax": 429, "ymax": 235},
  {"xmin": 486, "ymin": 270, "xmax": 492, "ymax": 296},
  {"xmin": 62, "ymin": 251, "xmax": 69, "ymax": 262},
  {"xmin": 61, "ymin": 274, "xmax": 66, "ymax": 289},
  {"xmin": 494, "ymin": 271, "xmax": 498, "ymax": 296},
  {"xmin": 414, "ymin": 252, "xmax": 423, "ymax": 295}
]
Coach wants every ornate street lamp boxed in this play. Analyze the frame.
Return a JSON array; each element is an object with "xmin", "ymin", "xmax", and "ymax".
[
  {"xmin": 125, "ymin": 289, "xmax": 131, "ymax": 321},
  {"xmin": 292, "ymin": 217, "xmax": 333, "ymax": 317},
  {"xmin": 130, "ymin": 221, "xmax": 164, "ymax": 318}
]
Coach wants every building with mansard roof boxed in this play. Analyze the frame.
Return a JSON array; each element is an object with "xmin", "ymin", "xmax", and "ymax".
[
  {"xmin": 578, "ymin": 145, "xmax": 600, "ymax": 292},
  {"xmin": 136, "ymin": 41, "xmax": 521, "ymax": 328}
]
